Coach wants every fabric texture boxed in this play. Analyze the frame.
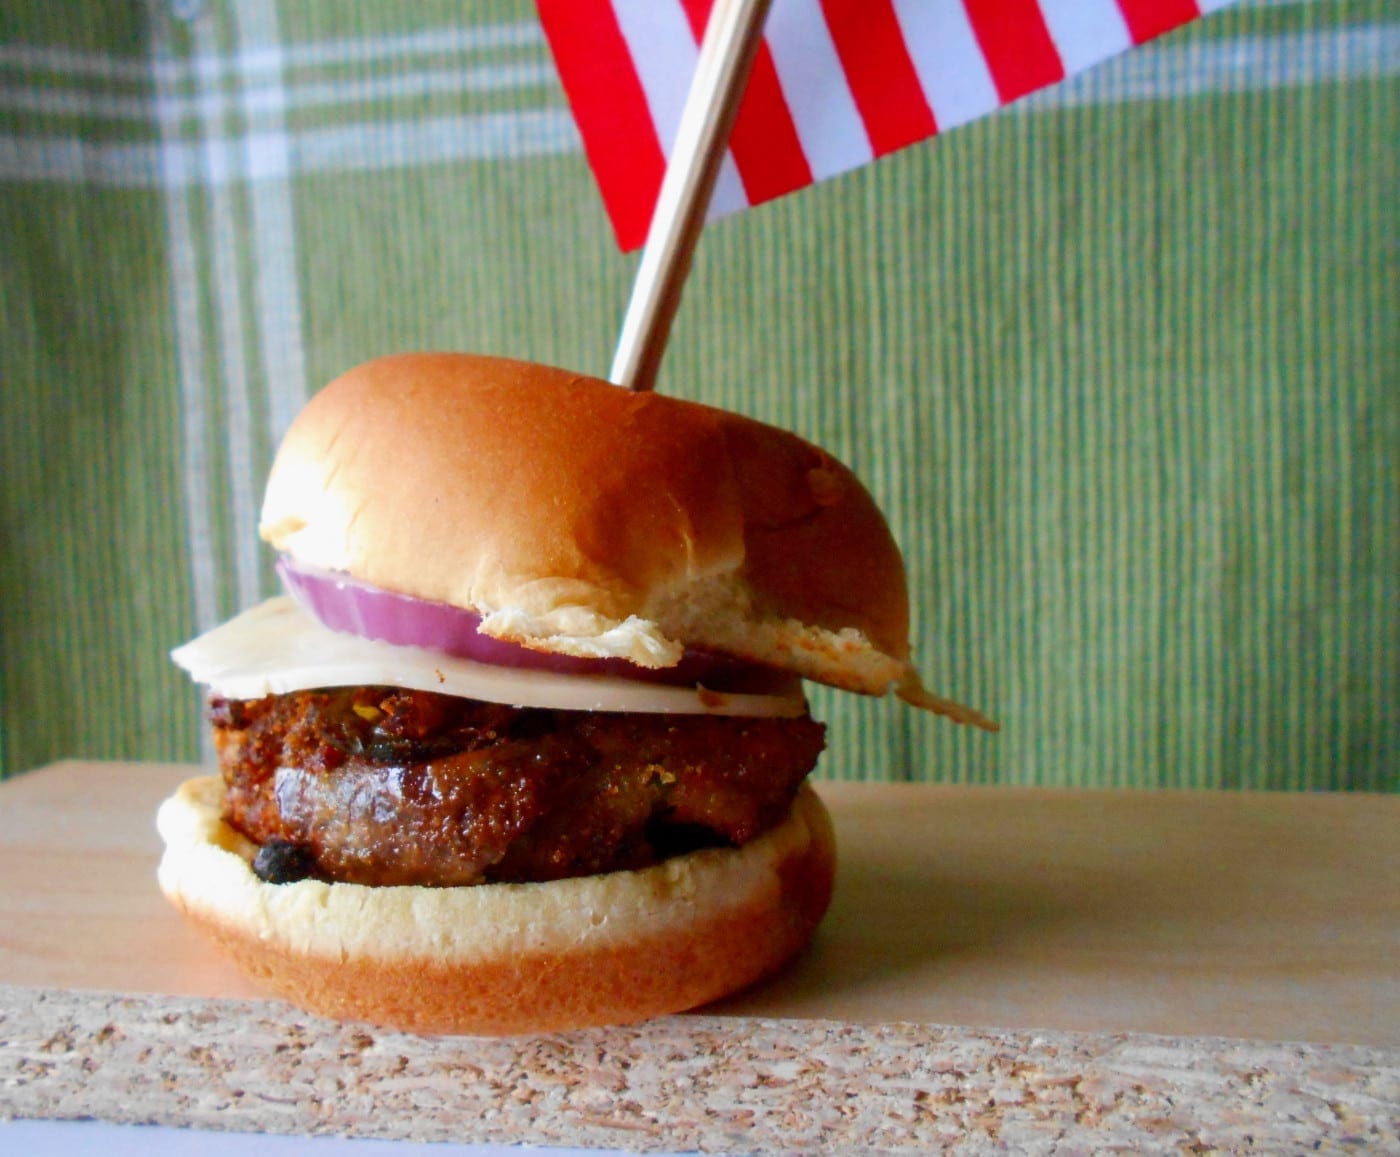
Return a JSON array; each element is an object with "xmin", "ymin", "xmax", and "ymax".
[{"xmin": 1, "ymin": 0, "xmax": 1395, "ymax": 789}]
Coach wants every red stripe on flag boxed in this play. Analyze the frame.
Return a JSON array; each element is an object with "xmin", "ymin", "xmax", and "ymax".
[
  {"xmin": 961, "ymin": 0, "xmax": 1065, "ymax": 105},
  {"xmin": 728, "ymin": 42, "xmax": 815, "ymax": 203},
  {"xmin": 537, "ymin": 0, "xmax": 666, "ymax": 250},
  {"xmin": 678, "ymin": 0, "xmax": 812, "ymax": 206},
  {"xmin": 1115, "ymin": 0, "xmax": 1202, "ymax": 44},
  {"xmin": 820, "ymin": 0, "xmax": 938, "ymax": 154}
]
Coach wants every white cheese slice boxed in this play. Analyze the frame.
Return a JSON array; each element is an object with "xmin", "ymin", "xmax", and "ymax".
[{"xmin": 171, "ymin": 597, "xmax": 807, "ymax": 718}]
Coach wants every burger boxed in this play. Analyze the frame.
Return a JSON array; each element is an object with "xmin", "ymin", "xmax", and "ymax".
[{"xmin": 157, "ymin": 353, "xmax": 992, "ymax": 1036}]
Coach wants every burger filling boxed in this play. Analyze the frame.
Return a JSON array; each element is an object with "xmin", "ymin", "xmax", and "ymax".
[{"xmin": 211, "ymin": 686, "xmax": 827, "ymax": 888}]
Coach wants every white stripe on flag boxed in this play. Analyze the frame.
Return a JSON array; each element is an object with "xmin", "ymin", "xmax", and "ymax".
[
  {"xmin": 891, "ymin": 0, "xmax": 1001, "ymax": 131},
  {"xmin": 611, "ymin": 0, "xmax": 748, "ymax": 219},
  {"xmin": 1038, "ymin": 0, "xmax": 1133, "ymax": 74},
  {"xmin": 764, "ymin": 0, "xmax": 872, "ymax": 181},
  {"xmin": 582, "ymin": 0, "xmax": 691, "ymax": 154}
]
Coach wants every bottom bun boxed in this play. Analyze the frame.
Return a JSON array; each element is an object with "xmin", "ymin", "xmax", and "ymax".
[{"xmin": 157, "ymin": 776, "xmax": 836, "ymax": 1036}]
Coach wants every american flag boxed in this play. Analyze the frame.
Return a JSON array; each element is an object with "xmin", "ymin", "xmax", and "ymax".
[{"xmin": 539, "ymin": 0, "xmax": 1237, "ymax": 250}]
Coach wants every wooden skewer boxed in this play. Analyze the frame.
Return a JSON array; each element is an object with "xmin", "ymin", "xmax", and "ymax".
[{"xmin": 610, "ymin": 0, "xmax": 774, "ymax": 393}]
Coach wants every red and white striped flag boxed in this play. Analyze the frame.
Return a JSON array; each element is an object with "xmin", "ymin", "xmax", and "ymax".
[{"xmin": 539, "ymin": 0, "xmax": 1234, "ymax": 250}]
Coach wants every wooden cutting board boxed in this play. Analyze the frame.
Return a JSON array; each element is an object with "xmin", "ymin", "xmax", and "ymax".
[
  {"xmin": 2, "ymin": 759, "xmax": 1395, "ymax": 1045},
  {"xmin": 1, "ymin": 760, "xmax": 1396, "ymax": 1152}
]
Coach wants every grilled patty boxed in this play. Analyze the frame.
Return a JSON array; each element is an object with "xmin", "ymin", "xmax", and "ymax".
[{"xmin": 211, "ymin": 687, "xmax": 826, "ymax": 887}]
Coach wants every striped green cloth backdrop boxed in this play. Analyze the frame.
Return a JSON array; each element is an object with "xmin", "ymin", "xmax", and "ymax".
[{"xmin": 1, "ymin": 0, "xmax": 1395, "ymax": 789}]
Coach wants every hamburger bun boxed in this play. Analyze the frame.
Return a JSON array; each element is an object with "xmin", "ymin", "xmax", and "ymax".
[
  {"xmin": 158, "ymin": 775, "xmax": 836, "ymax": 1036},
  {"xmin": 260, "ymin": 352, "xmax": 981, "ymax": 721}
]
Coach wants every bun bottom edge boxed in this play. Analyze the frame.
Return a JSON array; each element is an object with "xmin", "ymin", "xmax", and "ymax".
[{"xmin": 158, "ymin": 778, "xmax": 836, "ymax": 1037}]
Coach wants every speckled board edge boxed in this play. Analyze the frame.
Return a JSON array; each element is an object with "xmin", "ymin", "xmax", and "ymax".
[{"xmin": 1, "ymin": 985, "xmax": 1395, "ymax": 1153}]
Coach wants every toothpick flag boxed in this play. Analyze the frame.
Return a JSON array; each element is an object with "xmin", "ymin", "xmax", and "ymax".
[{"xmin": 539, "ymin": 0, "xmax": 1237, "ymax": 250}]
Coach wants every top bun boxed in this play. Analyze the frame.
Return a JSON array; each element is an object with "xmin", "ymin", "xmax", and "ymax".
[{"xmin": 261, "ymin": 353, "xmax": 970, "ymax": 714}]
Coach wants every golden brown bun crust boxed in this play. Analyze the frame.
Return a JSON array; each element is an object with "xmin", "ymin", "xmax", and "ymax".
[
  {"xmin": 259, "ymin": 353, "xmax": 911, "ymax": 695},
  {"xmin": 157, "ymin": 777, "xmax": 836, "ymax": 1036}
]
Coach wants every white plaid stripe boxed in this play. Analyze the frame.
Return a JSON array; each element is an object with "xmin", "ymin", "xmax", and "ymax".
[{"xmin": 3, "ymin": 23, "xmax": 1393, "ymax": 187}]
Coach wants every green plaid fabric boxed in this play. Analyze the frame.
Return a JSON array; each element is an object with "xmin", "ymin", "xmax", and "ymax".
[{"xmin": 2, "ymin": 0, "xmax": 1395, "ymax": 789}]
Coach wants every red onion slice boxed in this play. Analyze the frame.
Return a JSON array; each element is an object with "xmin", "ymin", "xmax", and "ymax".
[{"xmin": 276, "ymin": 557, "xmax": 790, "ymax": 693}]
